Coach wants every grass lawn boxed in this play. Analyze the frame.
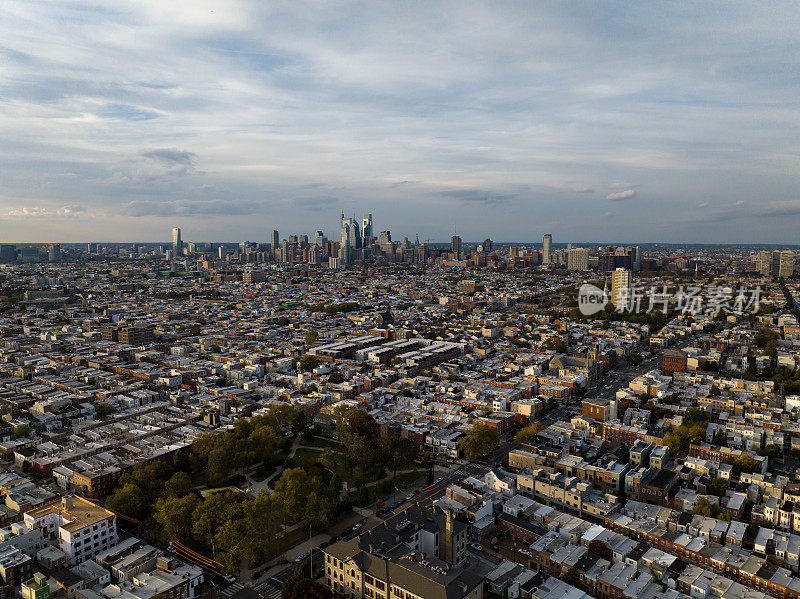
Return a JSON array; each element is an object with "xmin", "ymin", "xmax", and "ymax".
[
  {"xmin": 310, "ymin": 436, "xmax": 343, "ymax": 450},
  {"xmin": 285, "ymin": 447, "xmax": 326, "ymax": 469}
]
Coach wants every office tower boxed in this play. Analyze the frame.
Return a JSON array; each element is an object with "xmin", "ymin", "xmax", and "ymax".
[
  {"xmin": 543, "ymin": 234, "xmax": 552, "ymax": 265},
  {"xmin": 338, "ymin": 221, "xmax": 352, "ymax": 265},
  {"xmin": 315, "ymin": 231, "xmax": 326, "ymax": 246},
  {"xmin": 567, "ymin": 248, "xmax": 589, "ymax": 271},
  {"xmin": 482, "ymin": 239, "xmax": 493, "ymax": 254},
  {"xmin": 451, "ymin": 235, "xmax": 462, "ymax": 259},
  {"xmin": 340, "ymin": 211, "xmax": 361, "ymax": 249},
  {"xmin": 509, "ymin": 246, "xmax": 519, "ymax": 259},
  {"xmin": 629, "ymin": 246, "xmax": 641, "ymax": 272},
  {"xmin": 48, "ymin": 244, "xmax": 61, "ymax": 262},
  {"xmin": 86, "ymin": 242, "xmax": 98, "ymax": 254},
  {"xmin": 779, "ymin": 250, "xmax": 794, "ymax": 278},
  {"xmin": 611, "ymin": 268, "xmax": 631, "ymax": 306},
  {"xmin": 362, "ymin": 213, "xmax": 373, "ymax": 239},
  {"xmin": 172, "ymin": 228, "xmax": 182, "ymax": 255},
  {"xmin": 299, "ymin": 235, "xmax": 308, "ymax": 245},
  {"xmin": 218, "ymin": 246, "xmax": 227, "ymax": 260},
  {"xmin": 378, "ymin": 231, "xmax": 392, "ymax": 245},
  {"xmin": 270, "ymin": 230, "xmax": 280, "ymax": 250},
  {"xmin": 0, "ymin": 245, "xmax": 16, "ymax": 263}
]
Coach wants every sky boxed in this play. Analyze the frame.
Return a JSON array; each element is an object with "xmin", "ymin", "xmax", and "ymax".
[{"xmin": 1, "ymin": 1, "xmax": 799, "ymax": 244}]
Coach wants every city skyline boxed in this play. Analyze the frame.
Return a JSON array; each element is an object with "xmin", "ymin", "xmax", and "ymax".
[{"xmin": 2, "ymin": 3, "xmax": 799, "ymax": 244}]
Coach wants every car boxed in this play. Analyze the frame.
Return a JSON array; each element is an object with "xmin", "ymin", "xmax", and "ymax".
[
  {"xmin": 353, "ymin": 523, "xmax": 362, "ymax": 530},
  {"xmin": 405, "ymin": 494, "xmax": 413, "ymax": 500},
  {"xmin": 435, "ymin": 477, "xmax": 442, "ymax": 483},
  {"xmin": 341, "ymin": 528, "xmax": 351, "ymax": 536},
  {"xmin": 294, "ymin": 553, "xmax": 309, "ymax": 563},
  {"xmin": 470, "ymin": 543, "xmax": 482, "ymax": 551},
  {"xmin": 318, "ymin": 541, "xmax": 330, "ymax": 549},
  {"xmin": 329, "ymin": 536, "xmax": 339, "ymax": 543},
  {"xmin": 223, "ymin": 575, "xmax": 237, "ymax": 583}
]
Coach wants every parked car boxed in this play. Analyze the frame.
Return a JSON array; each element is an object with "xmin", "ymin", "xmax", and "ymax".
[{"xmin": 470, "ymin": 543, "xmax": 482, "ymax": 551}]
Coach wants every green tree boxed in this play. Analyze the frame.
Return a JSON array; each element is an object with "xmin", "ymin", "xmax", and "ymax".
[
  {"xmin": 97, "ymin": 403, "xmax": 116, "ymax": 417},
  {"xmin": 106, "ymin": 483, "xmax": 147, "ymax": 520},
  {"xmin": 12, "ymin": 425, "xmax": 30, "ymax": 439},
  {"xmin": 713, "ymin": 430, "xmax": 727, "ymax": 447},
  {"xmin": 190, "ymin": 325, "xmax": 201, "ymax": 336},
  {"xmin": 708, "ymin": 478, "xmax": 729, "ymax": 498},
  {"xmin": 626, "ymin": 353, "xmax": 643, "ymax": 366},
  {"xmin": 380, "ymin": 437, "xmax": 419, "ymax": 478},
  {"xmin": 515, "ymin": 422, "xmax": 543, "ymax": 445},
  {"xmin": 154, "ymin": 494, "xmax": 199, "ymax": 544},
  {"xmin": 304, "ymin": 331, "xmax": 319, "ymax": 345},
  {"xmin": 281, "ymin": 576, "xmax": 334, "ymax": 599},
  {"xmin": 545, "ymin": 336, "xmax": 567, "ymax": 353},
  {"xmin": 300, "ymin": 355, "xmax": 319, "ymax": 372},
  {"xmin": 164, "ymin": 471, "xmax": 193, "ymax": 497},
  {"xmin": 460, "ymin": 423, "xmax": 500, "ymax": 461},
  {"xmin": 764, "ymin": 444, "xmax": 781, "ymax": 459}
]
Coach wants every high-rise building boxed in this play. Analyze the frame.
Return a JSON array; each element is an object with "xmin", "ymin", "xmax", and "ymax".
[
  {"xmin": 218, "ymin": 246, "xmax": 227, "ymax": 260},
  {"xmin": 86, "ymin": 243, "xmax": 98, "ymax": 254},
  {"xmin": 315, "ymin": 231, "xmax": 326, "ymax": 246},
  {"xmin": 172, "ymin": 228, "xmax": 182, "ymax": 256},
  {"xmin": 482, "ymin": 238, "xmax": 493, "ymax": 254},
  {"xmin": 340, "ymin": 211, "xmax": 360, "ymax": 249},
  {"xmin": 270, "ymin": 230, "xmax": 280, "ymax": 250},
  {"xmin": 48, "ymin": 244, "xmax": 61, "ymax": 262},
  {"xmin": 779, "ymin": 250, "xmax": 794, "ymax": 278},
  {"xmin": 451, "ymin": 235, "xmax": 462, "ymax": 259},
  {"xmin": 567, "ymin": 248, "xmax": 589, "ymax": 271},
  {"xmin": 362, "ymin": 213, "xmax": 373, "ymax": 240},
  {"xmin": 611, "ymin": 268, "xmax": 631, "ymax": 306},
  {"xmin": 543, "ymin": 234, "xmax": 552, "ymax": 265},
  {"xmin": 338, "ymin": 221, "xmax": 352, "ymax": 265},
  {"xmin": 0, "ymin": 245, "xmax": 17, "ymax": 263},
  {"xmin": 378, "ymin": 231, "xmax": 392, "ymax": 245}
]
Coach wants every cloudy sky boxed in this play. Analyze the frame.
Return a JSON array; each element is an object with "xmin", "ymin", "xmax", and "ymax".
[{"xmin": 2, "ymin": 1, "xmax": 799, "ymax": 243}]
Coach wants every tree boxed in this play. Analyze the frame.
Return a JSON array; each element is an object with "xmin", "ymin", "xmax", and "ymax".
[
  {"xmin": 300, "ymin": 355, "xmax": 319, "ymax": 372},
  {"xmin": 545, "ymin": 336, "xmax": 567, "ymax": 353},
  {"xmin": 692, "ymin": 497, "xmax": 721, "ymax": 518},
  {"xmin": 713, "ymin": 430, "xmax": 727, "ymax": 447},
  {"xmin": 328, "ymin": 370, "xmax": 344, "ymax": 384},
  {"xmin": 189, "ymin": 325, "xmax": 201, "ymax": 336},
  {"xmin": 154, "ymin": 494, "xmax": 199, "ymax": 544},
  {"xmin": 338, "ymin": 408, "xmax": 378, "ymax": 440},
  {"xmin": 626, "ymin": 353, "xmax": 643, "ymax": 366},
  {"xmin": 515, "ymin": 422, "xmax": 542, "ymax": 445},
  {"xmin": 686, "ymin": 407, "xmax": 708, "ymax": 423},
  {"xmin": 764, "ymin": 444, "xmax": 781, "ymax": 459},
  {"xmin": 708, "ymin": 478, "xmax": 729, "ymax": 498},
  {"xmin": 282, "ymin": 576, "xmax": 334, "ymax": 599},
  {"xmin": 12, "ymin": 425, "xmax": 30, "ymax": 439},
  {"xmin": 380, "ymin": 437, "xmax": 419, "ymax": 478},
  {"xmin": 305, "ymin": 331, "xmax": 319, "ymax": 345},
  {"xmin": 97, "ymin": 403, "xmax": 116, "ymax": 417},
  {"xmin": 106, "ymin": 483, "xmax": 147, "ymax": 520},
  {"xmin": 730, "ymin": 454, "xmax": 762, "ymax": 476},
  {"xmin": 164, "ymin": 471, "xmax": 193, "ymax": 497},
  {"xmin": 460, "ymin": 423, "xmax": 500, "ymax": 461}
]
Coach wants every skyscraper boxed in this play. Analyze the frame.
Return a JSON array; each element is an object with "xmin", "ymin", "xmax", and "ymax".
[
  {"xmin": 451, "ymin": 235, "xmax": 462, "ymax": 259},
  {"xmin": 362, "ymin": 214, "xmax": 373, "ymax": 240},
  {"xmin": 543, "ymin": 234, "xmax": 552, "ymax": 265},
  {"xmin": 172, "ymin": 228, "xmax": 182, "ymax": 256},
  {"xmin": 611, "ymin": 268, "xmax": 631, "ymax": 307},
  {"xmin": 270, "ymin": 230, "xmax": 280, "ymax": 250},
  {"xmin": 482, "ymin": 239, "xmax": 493, "ymax": 254}
]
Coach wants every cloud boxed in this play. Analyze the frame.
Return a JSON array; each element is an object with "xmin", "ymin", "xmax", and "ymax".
[
  {"xmin": 606, "ymin": 189, "xmax": 637, "ymax": 201},
  {"xmin": 734, "ymin": 200, "xmax": 745, "ymax": 206},
  {"xmin": 435, "ymin": 189, "xmax": 514, "ymax": 204},
  {"xmin": 6, "ymin": 205, "xmax": 87, "ymax": 218},
  {"xmin": 294, "ymin": 196, "xmax": 338, "ymax": 209},
  {"xmin": 0, "ymin": 3, "xmax": 799, "ymax": 241},
  {"xmin": 140, "ymin": 149, "xmax": 197, "ymax": 168},
  {"xmin": 122, "ymin": 199, "xmax": 264, "ymax": 217},
  {"xmin": 698, "ymin": 202, "xmax": 709, "ymax": 208}
]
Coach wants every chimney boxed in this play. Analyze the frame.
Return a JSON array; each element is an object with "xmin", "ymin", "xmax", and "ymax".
[{"xmin": 62, "ymin": 496, "xmax": 72, "ymax": 510}]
